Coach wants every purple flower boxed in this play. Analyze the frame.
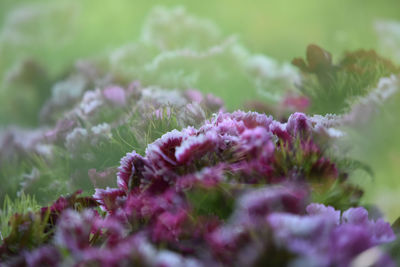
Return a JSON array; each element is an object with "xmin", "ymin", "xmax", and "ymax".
[
  {"xmin": 146, "ymin": 130, "xmax": 185, "ymax": 169},
  {"xmin": 266, "ymin": 204, "xmax": 395, "ymax": 266},
  {"xmin": 152, "ymin": 210, "xmax": 187, "ymax": 243},
  {"xmin": 286, "ymin": 112, "xmax": 312, "ymax": 137},
  {"xmin": 342, "ymin": 207, "xmax": 369, "ymax": 224},
  {"xmin": 108, "ymin": 110, "xmax": 347, "ymax": 201},
  {"xmin": 102, "ymin": 86, "xmax": 127, "ymax": 106},
  {"xmin": 233, "ymin": 185, "xmax": 308, "ymax": 225},
  {"xmin": 117, "ymin": 151, "xmax": 148, "ymax": 191},
  {"xmin": 176, "ymin": 164, "xmax": 227, "ymax": 190},
  {"xmin": 306, "ymin": 203, "xmax": 341, "ymax": 225},
  {"xmin": 219, "ymin": 110, "xmax": 273, "ymax": 130},
  {"xmin": 184, "ymin": 89, "xmax": 204, "ymax": 103},
  {"xmin": 153, "ymin": 107, "xmax": 172, "ymax": 120},
  {"xmin": 94, "ymin": 187, "xmax": 126, "ymax": 213},
  {"xmin": 55, "ymin": 209, "xmax": 96, "ymax": 252},
  {"xmin": 175, "ymin": 130, "xmax": 219, "ymax": 164},
  {"xmin": 236, "ymin": 126, "xmax": 274, "ymax": 160},
  {"xmin": 25, "ymin": 246, "xmax": 61, "ymax": 267},
  {"xmin": 342, "ymin": 207, "xmax": 395, "ymax": 245},
  {"xmin": 330, "ymin": 224, "xmax": 372, "ymax": 266}
]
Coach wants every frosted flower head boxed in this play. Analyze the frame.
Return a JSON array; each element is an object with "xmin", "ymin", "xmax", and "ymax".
[
  {"xmin": 117, "ymin": 151, "xmax": 148, "ymax": 191},
  {"xmin": 286, "ymin": 112, "xmax": 312, "ymax": 137}
]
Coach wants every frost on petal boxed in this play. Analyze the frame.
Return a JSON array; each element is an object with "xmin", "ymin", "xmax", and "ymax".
[
  {"xmin": 236, "ymin": 126, "xmax": 274, "ymax": 159},
  {"xmin": 269, "ymin": 120, "xmax": 291, "ymax": 142},
  {"xmin": 205, "ymin": 115, "xmax": 245, "ymax": 137},
  {"xmin": 286, "ymin": 112, "xmax": 312, "ymax": 137},
  {"xmin": 117, "ymin": 151, "xmax": 147, "ymax": 191},
  {"xmin": 146, "ymin": 130, "xmax": 186, "ymax": 169},
  {"xmin": 175, "ymin": 130, "xmax": 218, "ymax": 164},
  {"xmin": 227, "ymin": 110, "xmax": 273, "ymax": 129}
]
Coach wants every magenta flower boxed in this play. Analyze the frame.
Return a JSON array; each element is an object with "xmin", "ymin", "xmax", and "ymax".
[{"xmin": 3, "ymin": 110, "xmax": 395, "ymax": 266}]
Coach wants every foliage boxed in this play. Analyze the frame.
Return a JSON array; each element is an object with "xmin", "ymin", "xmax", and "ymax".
[{"xmin": 292, "ymin": 44, "xmax": 400, "ymax": 114}]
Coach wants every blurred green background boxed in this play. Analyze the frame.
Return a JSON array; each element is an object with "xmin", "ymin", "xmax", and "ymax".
[
  {"xmin": 1, "ymin": 0, "xmax": 400, "ymax": 77},
  {"xmin": 1, "ymin": 0, "xmax": 400, "ymax": 220}
]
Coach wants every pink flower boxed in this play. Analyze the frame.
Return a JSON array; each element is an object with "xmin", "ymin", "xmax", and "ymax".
[
  {"xmin": 94, "ymin": 187, "xmax": 126, "ymax": 212},
  {"xmin": 102, "ymin": 86, "xmax": 127, "ymax": 106}
]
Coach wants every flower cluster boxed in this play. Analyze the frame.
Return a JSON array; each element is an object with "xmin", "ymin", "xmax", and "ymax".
[
  {"xmin": 2, "ymin": 111, "xmax": 393, "ymax": 266},
  {"xmin": 103, "ymin": 110, "xmax": 350, "ymax": 203},
  {"xmin": 0, "ymin": 77, "xmax": 224, "ymax": 203},
  {"xmin": 1, "ymin": 5, "xmax": 400, "ymax": 267}
]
